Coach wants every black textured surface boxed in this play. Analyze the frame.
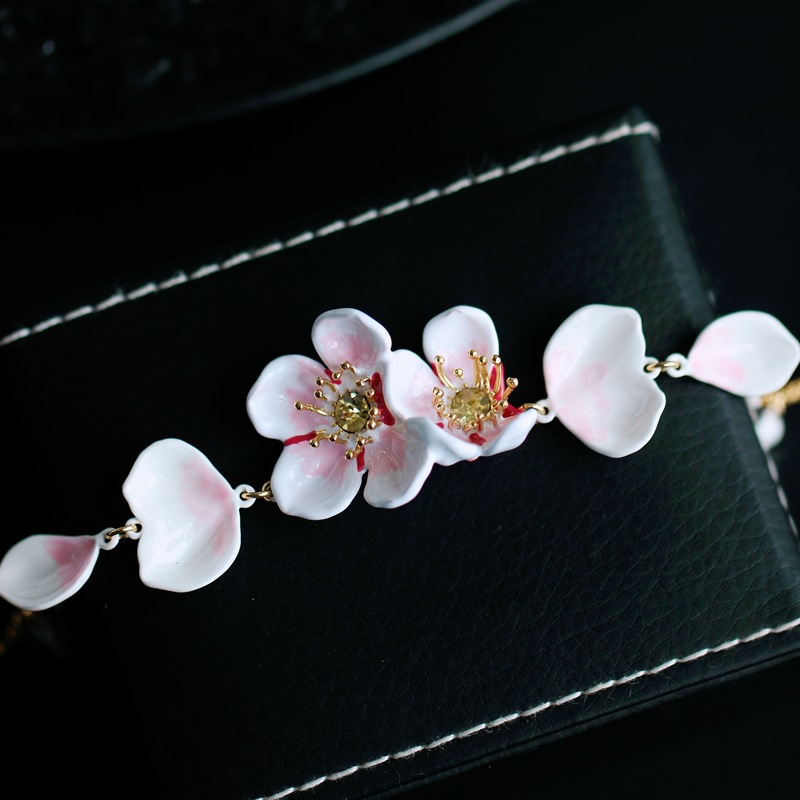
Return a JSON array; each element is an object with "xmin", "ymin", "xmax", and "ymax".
[
  {"xmin": 1, "ymin": 107, "xmax": 799, "ymax": 800},
  {"xmin": 1, "ymin": 1, "xmax": 799, "ymax": 799},
  {"xmin": 0, "ymin": 0, "xmax": 519, "ymax": 147}
]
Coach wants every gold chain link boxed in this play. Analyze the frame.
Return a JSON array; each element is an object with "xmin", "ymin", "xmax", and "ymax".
[
  {"xmin": 241, "ymin": 481, "xmax": 276, "ymax": 503},
  {"xmin": 762, "ymin": 378, "xmax": 800, "ymax": 416}
]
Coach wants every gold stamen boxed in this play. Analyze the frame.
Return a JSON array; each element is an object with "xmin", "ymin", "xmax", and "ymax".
[
  {"xmin": 500, "ymin": 376, "xmax": 519, "ymax": 403},
  {"xmin": 434, "ymin": 355, "xmax": 456, "ymax": 390},
  {"xmin": 295, "ymin": 401, "xmax": 330, "ymax": 417}
]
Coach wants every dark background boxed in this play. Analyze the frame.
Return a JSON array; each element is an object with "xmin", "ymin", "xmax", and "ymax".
[{"xmin": 1, "ymin": 0, "xmax": 799, "ymax": 796}]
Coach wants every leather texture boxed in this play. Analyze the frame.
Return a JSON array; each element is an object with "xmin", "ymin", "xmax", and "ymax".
[{"xmin": 1, "ymin": 107, "xmax": 800, "ymax": 800}]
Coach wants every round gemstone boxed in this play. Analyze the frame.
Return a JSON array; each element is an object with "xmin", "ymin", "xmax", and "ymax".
[
  {"xmin": 449, "ymin": 387, "xmax": 493, "ymax": 428},
  {"xmin": 334, "ymin": 390, "xmax": 372, "ymax": 433}
]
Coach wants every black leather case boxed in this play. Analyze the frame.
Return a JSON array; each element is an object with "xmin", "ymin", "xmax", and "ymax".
[{"xmin": 2, "ymin": 107, "xmax": 799, "ymax": 800}]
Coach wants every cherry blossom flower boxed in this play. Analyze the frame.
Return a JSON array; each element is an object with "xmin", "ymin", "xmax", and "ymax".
[
  {"xmin": 246, "ymin": 308, "xmax": 436, "ymax": 520},
  {"xmin": 382, "ymin": 305, "xmax": 539, "ymax": 463}
]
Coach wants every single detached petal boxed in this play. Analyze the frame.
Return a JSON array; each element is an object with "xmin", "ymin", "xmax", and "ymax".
[
  {"xmin": 422, "ymin": 305, "xmax": 501, "ymax": 366},
  {"xmin": 123, "ymin": 438, "xmax": 244, "ymax": 593},
  {"xmin": 543, "ymin": 304, "xmax": 666, "ymax": 458},
  {"xmin": 0, "ymin": 533, "xmax": 100, "ymax": 611},
  {"xmin": 685, "ymin": 310, "xmax": 800, "ymax": 396},
  {"xmin": 312, "ymin": 308, "xmax": 392, "ymax": 374},
  {"xmin": 247, "ymin": 354, "xmax": 328, "ymax": 441},
  {"xmin": 270, "ymin": 439, "xmax": 363, "ymax": 520},
  {"xmin": 362, "ymin": 419, "xmax": 435, "ymax": 509}
]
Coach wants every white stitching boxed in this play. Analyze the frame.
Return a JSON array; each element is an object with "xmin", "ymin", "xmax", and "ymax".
[
  {"xmin": 0, "ymin": 119, "xmax": 659, "ymax": 348},
  {"xmin": 764, "ymin": 449, "xmax": 799, "ymax": 539},
  {"xmin": 259, "ymin": 616, "xmax": 800, "ymax": 800}
]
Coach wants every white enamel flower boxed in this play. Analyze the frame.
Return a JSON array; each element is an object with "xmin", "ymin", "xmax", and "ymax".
[
  {"xmin": 382, "ymin": 305, "xmax": 538, "ymax": 463},
  {"xmin": 246, "ymin": 308, "xmax": 436, "ymax": 520}
]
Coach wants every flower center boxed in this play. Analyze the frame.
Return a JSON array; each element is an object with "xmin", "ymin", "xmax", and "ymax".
[
  {"xmin": 334, "ymin": 390, "xmax": 372, "ymax": 433},
  {"xmin": 432, "ymin": 350, "xmax": 519, "ymax": 433},
  {"xmin": 449, "ymin": 387, "xmax": 494, "ymax": 428},
  {"xmin": 294, "ymin": 361, "xmax": 382, "ymax": 461}
]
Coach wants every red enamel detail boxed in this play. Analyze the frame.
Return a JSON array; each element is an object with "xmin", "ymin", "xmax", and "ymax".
[
  {"xmin": 325, "ymin": 369, "xmax": 342, "ymax": 385},
  {"xmin": 370, "ymin": 372, "xmax": 395, "ymax": 426},
  {"xmin": 469, "ymin": 433, "xmax": 487, "ymax": 446},
  {"xmin": 502, "ymin": 404, "xmax": 522, "ymax": 418},
  {"xmin": 356, "ymin": 450, "xmax": 366, "ymax": 472},
  {"xmin": 284, "ymin": 431, "xmax": 318, "ymax": 446},
  {"xmin": 490, "ymin": 363, "xmax": 507, "ymax": 400},
  {"xmin": 436, "ymin": 421, "xmax": 444, "ymax": 428}
]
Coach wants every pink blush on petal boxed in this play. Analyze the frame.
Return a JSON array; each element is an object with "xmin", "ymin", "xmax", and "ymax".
[
  {"xmin": 544, "ymin": 347, "xmax": 577, "ymax": 391},
  {"xmin": 554, "ymin": 362, "xmax": 611, "ymax": 445},
  {"xmin": 179, "ymin": 458, "xmax": 235, "ymax": 556},
  {"xmin": 365, "ymin": 428, "xmax": 407, "ymax": 478},
  {"xmin": 690, "ymin": 329, "xmax": 747, "ymax": 391},
  {"xmin": 46, "ymin": 536, "xmax": 97, "ymax": 589}
]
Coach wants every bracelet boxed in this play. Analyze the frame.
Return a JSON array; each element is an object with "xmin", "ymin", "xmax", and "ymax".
[{"xmin": 1, "ymin": 302, "xmax": 798, "ymax": 613}]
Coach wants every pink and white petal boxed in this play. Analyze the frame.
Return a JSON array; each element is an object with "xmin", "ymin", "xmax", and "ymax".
[
  {"xmin": 686, "ymin": 310, "xmax": 800, "ymax": 396},
  {"xmin": 0, "ymin": 533, "xmax": 100, "ymax": 611},
  {"xmin": 413, "ymin": 415, "xmax": 483, "ymax": 466},
  {"xmin": 247, "ymin": 354, "xmax": 327, "ymax": 441},
  {"xmin": 382, "ymin": 348, "xmax": 441, "ymax": 421},
  {"xmin": 312, "ymin": 308, "xmax": 392, "ymax": 374},
  {"xmin": 124, "ymin": 438, "xmax": 243, "ymax": 593},
  {"xmin": 271, "ymin": 440, "xmax": 363, "ymax": 520},
  {"xmin": 362, "ymin": 420, "xmax": 435, "ymax": 509},
  {"xmin": 478, "ymin": 409, "xmax": 539, "ymax": 457},
  {"xmin": 422, "ymin": 305, "xmax": 501, "ymax": 366},
  {"xmin": 544, "ymin": 304, "xmax": 666, "ymax": 458}
]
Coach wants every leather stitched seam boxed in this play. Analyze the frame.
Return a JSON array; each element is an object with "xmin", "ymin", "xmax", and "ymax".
[
  {"xmin": 261, "ymin": 615, "xmax": 800, "ymax": 800},
  {"xmin": 0, "ymin": 118, "xmax": 659, "ymax": 348}
]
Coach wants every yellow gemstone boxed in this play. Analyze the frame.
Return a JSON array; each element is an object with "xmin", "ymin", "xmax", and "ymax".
[
  {"xmin": 449, "ymin": 387, "xmax": 493, "ymax": 427},
  {"xmin": 334, "ymin": 391, "xmax": 372, "ymax": 433}
]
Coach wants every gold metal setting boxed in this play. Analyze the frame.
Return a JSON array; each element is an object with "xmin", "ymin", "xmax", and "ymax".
[
  {"xmin": 761, "ymin": 378, "xmax": 800, "ymax": 416},
  {"xmin": 295, "ymin": 362, "xmax": 381, "ymax": 460},
  {"xmin": 432, "ymin": 350, "xmax": 518, "ymax": 433}
]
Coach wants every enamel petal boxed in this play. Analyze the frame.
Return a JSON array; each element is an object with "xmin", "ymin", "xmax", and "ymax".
[
  {"xmin": 423, "ymin": 305, "xmax": 500, "ymax": 366},
  {"xmin": 247, "ymin": 354, "xmax": 329, "ymax": 441},
  {"xmin": 543, "ymin": 304, "xmax": 666, "ymax": 458},
  {"xmin": 478, "ymin": 408, "xmax": 539, "ymax": 457},
  {"xmin": 362, "ymin": 420, "xmax": 435, "ymax": 509},
  {"xmin": 270, "ymin": 437, "xmax": 363, "ymax": 520},
  {"xmin": 311, "ymin": 308, "xmax": 392, "ymax": 374},
  {"xmin": 123, "ymin": 438, "xmax": 244, "ymax": 593},
  {"xmin": 0, "ymin": 533, "xmax": 100, "ymax": 611},
  {"xmin": 684, "ymin": 311, "xmax": 800, "ymax": 396},
  {"xmin": 382, "ymin": 348, "xmax": 441, "ymax": 421}
]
